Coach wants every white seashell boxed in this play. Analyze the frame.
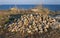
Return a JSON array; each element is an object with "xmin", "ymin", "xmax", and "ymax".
[
  {"xmin": 58, "ymin": 24, "xmax": 60, "ymax": 28},
  {"xmin": 45, "ymin": 25, "xmax": 49, "ymax": 28},
  {"xmin": 30, "ymin": 14, "xmax": 33, "ymax": 16},
  {"xmin": 27, "ymin": 30, "xmax": 31, "ymax": 33},
  {"xmin": 11, "ymin": 29, "xmax": 15, "ymax": 32},
  {"xmin": 39, "ymin": 30, "xmax": 43, "ymax": 33},
  {"xmin": 35, "ymin": 28, "xmax": 38, "ymax": 31},
  {"xmin": 44, "ymin": 28, "xmax": 47, "ymax": 32},
  {"xmin": 29, "ymin": 25, "xmax": 32, "ymax": 28}
]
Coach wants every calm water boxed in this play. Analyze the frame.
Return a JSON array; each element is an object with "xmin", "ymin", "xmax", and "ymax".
[{"xmin": 0, "ymin": 5, "xmax": 60, "ymax": 11}]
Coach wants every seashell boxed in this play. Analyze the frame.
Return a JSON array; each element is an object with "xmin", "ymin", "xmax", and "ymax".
[
  {"xmin": 27, "ymin": 30, "xmax": 31, "ymax": 33},
  {"xmin": 7, "ymin": 14, "xmax": 60, "ymax": 34},
  {"xmin": 44, "ymin": 28, "xmax": 47, "ymax": 32}
]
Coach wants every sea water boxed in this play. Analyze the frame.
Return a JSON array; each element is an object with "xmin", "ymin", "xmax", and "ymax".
[{"xmin": 0, "ymin": 5, "xmax": 60, "ymax": 11}]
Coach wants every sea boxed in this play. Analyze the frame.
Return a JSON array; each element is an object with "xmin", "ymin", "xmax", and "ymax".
[{"xmin": 0, "ymin": 5, "xmax": 60, "ymax": 11}]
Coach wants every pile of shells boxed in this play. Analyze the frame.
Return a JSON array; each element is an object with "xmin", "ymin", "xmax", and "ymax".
[{"xmin": 7, "ymin": 13, "xmax": 60, "ymax": 34}]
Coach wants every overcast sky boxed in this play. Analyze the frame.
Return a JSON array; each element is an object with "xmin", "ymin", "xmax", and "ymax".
[{"xmin": 0, "ymin": 0, "xmax": 60, "ymax": 4}]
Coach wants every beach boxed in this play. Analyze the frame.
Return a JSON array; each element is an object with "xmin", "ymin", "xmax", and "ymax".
[{"xmin": 0, "ymin": 5, "xmax": 60, "ymax": 38}]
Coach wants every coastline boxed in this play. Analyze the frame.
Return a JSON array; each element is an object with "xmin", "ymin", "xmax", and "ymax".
[{"xmin": 0, "ymin": 5, "xmax": 60, "ymax": 38}]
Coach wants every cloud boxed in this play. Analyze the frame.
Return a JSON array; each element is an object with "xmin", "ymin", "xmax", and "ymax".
[
  {"xmin": 0, "ymin": 0, "xmax": 60, "ymax": 4},
  {"xmin": 43, "ymin": 0, "xmax": 60, "ymax": 4},
  {"xmin": 0, "ymin": 0, "xmax": 42, "ymax": 4}
]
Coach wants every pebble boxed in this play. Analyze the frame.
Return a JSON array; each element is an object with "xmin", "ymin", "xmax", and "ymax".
[{"xmin": 7, "ymin": 13, "xmax": 60, "ymax": 35}]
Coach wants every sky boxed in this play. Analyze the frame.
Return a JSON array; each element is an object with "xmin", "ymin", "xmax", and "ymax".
[{"xmin": 0, "ymin": 0, "xmax": 60, "ymax": 5}]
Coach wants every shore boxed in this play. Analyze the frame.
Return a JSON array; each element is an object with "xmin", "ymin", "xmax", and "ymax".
[{"xmin": 0, "ymin": 7, "xmax": 60, "ymax": 38}]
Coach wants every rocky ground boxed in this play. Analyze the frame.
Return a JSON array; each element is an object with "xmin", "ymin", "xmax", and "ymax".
[
  {"xmin": 0, "ymin": 13, "xmax": 60, "ymax": 38},
  {"xmin": 0, "ymin": 8, "xmax": 60, "ymax": 38}
]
